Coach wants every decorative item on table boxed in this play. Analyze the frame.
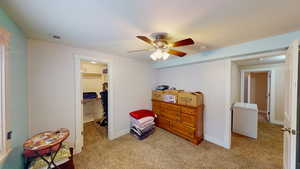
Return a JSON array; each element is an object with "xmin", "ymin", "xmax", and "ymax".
[
  {"xmin": 23, "ymin": 128, "xmax": 70, "ymax": 152},
  {"xmin": 129, "ymin": 110, "xmax": 156, "ymax": 140}
]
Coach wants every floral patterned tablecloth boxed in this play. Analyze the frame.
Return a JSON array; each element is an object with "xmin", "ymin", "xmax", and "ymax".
[{"xmin": 23, "ymin": 128, "xmax": 70, "ymax": 151}]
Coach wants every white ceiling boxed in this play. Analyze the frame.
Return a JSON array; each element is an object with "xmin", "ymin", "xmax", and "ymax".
[{"xmin": 1, "ymin": 0, "xmax": 300, "ymax": 61}]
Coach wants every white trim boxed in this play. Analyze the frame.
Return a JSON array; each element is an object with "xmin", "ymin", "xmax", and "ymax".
[
  {"xmin": 0, "ymin": 45, "xmax": 5, "ymax": 154},
  {"xmin": 0, "ymin": 43, "xmax": 10, "ymax": 164},
  {"xmin": 224, "ymin": 60, "xmax": 232, "ymax": 149},
  {"xmin": 204, "ymin": 134, "xmax": 229, "ymax": 149},
  {"xmin": 0, "ymin": 46, "xmax": 5, "ymax": 150},
  {"xmin": 113, "ymin": 128, "xmax": 130, "ymax": 139},
  {"xmin": 271, "ymin": 120, "xmax": 284, "ymax": 126},
  {"xmin": 74, "ymin": 55, "xmax": 114, "ymax": 154},
  {"xmin": 0, "ymin": 28, "xmax": 10, "ymax": 165},
  {"xmin": 233, "ymin": 129, "xmax": 257, "ymax": 139},
  {"xmin": 230, "ymin": 50, "xmax": 286, "ymax": 62},
  {"xmin": 283, "ymin": 40, "xmax": 298, "ymax": 169}
]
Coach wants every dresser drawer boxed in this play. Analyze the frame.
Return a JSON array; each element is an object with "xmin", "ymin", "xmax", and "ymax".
[
  {"xmin": 181, "ymin": 107, "xmax": 197, "ymax": 115},
  {"xmin": 152, "ymin": 106, "xmax": 160, "ymax": 115},
  {"xmin": 160, "ymin": 109, "xmax": 180, "ymax": 121},
  {"xmin": 152, "ymin": 101, "xmax": 161, "ymax": 108},
  {"xmin": 161, "ymin": 102, "xmax": 180, "ymax": 111},
  {"xmin": 157, "ymin": 116, "xmax": 170, "ymax": 129},
  {"xmin": 181, "ymin": 113, "xmax": 196, "ymax": 127},
  {"xmin": 171, "ymin": 121, "xmax": 195, "ymax": 139}
]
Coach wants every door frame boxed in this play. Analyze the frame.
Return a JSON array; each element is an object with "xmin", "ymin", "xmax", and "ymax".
[
  {"xmin": 74, "ymin": 55, "xmax": 114, "ymax": 154},
  {"xmin": 296, "ymin": 49, "xmax": 300, "ymax": 169},
  {"xmin": 224, "ymin": 50, "xmax": 285, "ymax": 149},
  {"xmin": 240, "ymin": 68, "xmax": 277, "ymax": 124}
]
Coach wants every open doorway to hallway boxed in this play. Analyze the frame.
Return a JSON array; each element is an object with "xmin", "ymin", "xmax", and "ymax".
[
  {"xmin": 80, "ymin": 60, "xmax": 109, "ymax": 149},
  {"xmin": 230, "ymin": 54, "xmax": 286, "ymax": 168},
  {"xmin": 242, "ymin": 71, "xmax": 271, "ymax": 122}
]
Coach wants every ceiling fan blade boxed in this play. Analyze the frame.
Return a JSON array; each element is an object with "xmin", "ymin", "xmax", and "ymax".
[
  {"xmin": 136, "ymin": 36, "xmax": 153, "ymax": 45},
  {"xmin": 168, "ymin": 49, "xmax": 186, "ymax": 57},
  {"xmin": 172, "ymin": 38, "xmax": 195, "ymax": 47},
  {"xmin": 128, "ymin": 48, "xmax": 154, "ymax": 53}
]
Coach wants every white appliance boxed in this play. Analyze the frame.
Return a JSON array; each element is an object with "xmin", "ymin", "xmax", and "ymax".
[{"xmin": 233, "ymin": 102, "xmax": 258, "ymax": 139}]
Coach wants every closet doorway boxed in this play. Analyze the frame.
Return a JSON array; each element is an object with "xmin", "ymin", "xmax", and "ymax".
[
  {"xmin": 74, "ymin": 55, "xmax": 113, "ymax": 154},
  {"xmin": 81, "ymin": 60, "xmax": 108, "ymax": 125},
  {"xmin": 80, "ymin": 60, "xmax": 109, "ymax": 149}
]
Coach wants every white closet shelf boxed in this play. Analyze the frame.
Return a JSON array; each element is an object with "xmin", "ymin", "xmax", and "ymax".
[{"xmin": 80, "ymin": 71, "xmax": 102, "ymax": 76}]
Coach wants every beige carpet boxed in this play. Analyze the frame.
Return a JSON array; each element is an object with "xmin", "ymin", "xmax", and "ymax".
[{"xmin": 74, "ymin": 121, "xmax": 283, "ymax": 169}]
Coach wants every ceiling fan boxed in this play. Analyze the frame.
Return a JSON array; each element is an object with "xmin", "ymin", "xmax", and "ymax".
[{"xmin": 130, "ymin": 32, "xmax": 195, "ymax": 61}]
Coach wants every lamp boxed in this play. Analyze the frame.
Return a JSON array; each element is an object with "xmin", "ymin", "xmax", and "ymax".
[{"xmin": 150, "ymin": 49, "xmax": 170, "ymax": 61}]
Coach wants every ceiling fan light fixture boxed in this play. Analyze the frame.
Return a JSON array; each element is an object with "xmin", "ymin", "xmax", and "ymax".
[
  {"xmin": 150, "ymin": 49, "xmax": 170, "ymax": 61},
  {"xmin": 162, "ymin": 52, "xmax": 170, "ymax": 60},
  {"xmin": 150, "ymin": 52, "xmax": 158, "ymax": 61},
  {"xmin": 136, "ymin": 33, "xmax": 193, "ymax": 60}
]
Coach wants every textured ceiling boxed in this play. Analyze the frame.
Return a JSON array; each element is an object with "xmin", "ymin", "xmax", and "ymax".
[{"xmin": 1, "ymin": 0, "xmax": 300, "ymax": 61}]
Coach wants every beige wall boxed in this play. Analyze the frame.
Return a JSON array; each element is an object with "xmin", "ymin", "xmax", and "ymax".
[
  {"xmin": 157, "ymin": 59, "xmax": 229, "ymax": 148},
  {"xmin": 230, "ymin": 62, "xmax": 241, "ymax": 104},
  {"xmin": 28, "ymin": 39, "xmax": 156, "ymax": 145}
]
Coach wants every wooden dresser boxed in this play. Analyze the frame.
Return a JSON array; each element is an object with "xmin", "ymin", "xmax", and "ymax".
[{"xmin": 152, "ymin": 100, "xmax": 204, "ymax": 144}]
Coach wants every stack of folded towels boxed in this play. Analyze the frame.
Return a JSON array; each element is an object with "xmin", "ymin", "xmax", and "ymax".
[{"xmin": 129, "ymin": 109, "xmax": 156, "ymax": 140}]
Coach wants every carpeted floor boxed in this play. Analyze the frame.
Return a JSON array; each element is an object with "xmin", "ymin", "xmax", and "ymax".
[{"xmin": 74, "ymin": 121, "xmax": 283, "ymax": 169}]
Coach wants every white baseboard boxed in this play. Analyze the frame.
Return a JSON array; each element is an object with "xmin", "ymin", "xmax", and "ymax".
[
  {"xmin": 232, "ymin": 129, "xmax": 257, "ymax": 139},
  {"xmin": 204, "ymin": 135, "xmax": 229, "ymax": 149},
  {"xmin": 270, "ymin": 119, "xmax": 284, "ymax": 125},
  {"xmin": 110, "ymin": 128, "xmax": 129, "ymax": 140}
]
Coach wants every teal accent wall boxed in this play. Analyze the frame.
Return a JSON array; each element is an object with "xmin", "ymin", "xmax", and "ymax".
[
  {"xmin": 0, "ymin": 8, "xmax": 28, "ymax": 169},
  {"xmin": 153, "ymin": 30, "xmax": 300, "ymax": 68}
]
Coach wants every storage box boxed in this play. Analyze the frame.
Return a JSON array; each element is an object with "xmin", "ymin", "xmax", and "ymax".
[
  {"xmin": 163, "ymin": 90, "xmax": 181, "ymax": 95},
  {"xmin": 162, "ymin": 94, "xmax": 177, "ymax": 103},
  {"xmin": 163, "ymin": 90, "xmax": 182, "ymax": 103},
  {"xmin": 152, "ymin": 90, "xmax": 164, "ymax": 101},
  {"xmin": 178, "ymin": 92, "xmax": 203, "ymax": 107}
]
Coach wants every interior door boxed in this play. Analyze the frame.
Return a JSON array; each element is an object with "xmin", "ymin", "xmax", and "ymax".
[{"xmin": 283, "ymin": 40, "xmax": 299, "ymax": 169}]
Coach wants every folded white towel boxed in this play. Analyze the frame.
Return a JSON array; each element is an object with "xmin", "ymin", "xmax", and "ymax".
[
  {"xmin": 131, "ymin": 116, "xmax": 154, "ymax": 125},
  {"xmin": 132, "ymin": 121, "xmax": 155, "ymax": 130}
]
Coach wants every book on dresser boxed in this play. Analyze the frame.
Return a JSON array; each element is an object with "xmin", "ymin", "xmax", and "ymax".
[{"xmin": 152, "ymin": 91, "xmax": 204, "ymax": 145}]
